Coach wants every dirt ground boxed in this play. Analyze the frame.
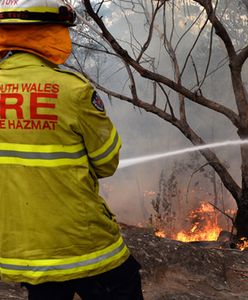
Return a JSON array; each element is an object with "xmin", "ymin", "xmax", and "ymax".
[{"xmin": 1, "ymin": 224, "xmax": 248, "ymax": 300}]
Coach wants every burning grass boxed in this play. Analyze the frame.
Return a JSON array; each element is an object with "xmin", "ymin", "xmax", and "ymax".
[
  {"xmin": 152, "ymin": 201, "xmax": 248, "ymax": 251},
  {"xmin": 174, "ymin": 202, "xmax": 222, "ymax": 242},
  {"xmin": 154, "ymin": 201, "xmax": 222, "ymax": 242},
  {"xmin": 153, "ymin": 203, "xmax": 248, "ymax": 253}
]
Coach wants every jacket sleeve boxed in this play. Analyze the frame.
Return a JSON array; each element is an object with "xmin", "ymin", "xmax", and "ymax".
[{"xmin": 76, "ymin": 81, "xmax": 121, "ymax": 178}]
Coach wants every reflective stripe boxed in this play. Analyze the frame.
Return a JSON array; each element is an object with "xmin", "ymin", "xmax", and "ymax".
[
  {"xmin": 0, "ymin": 143, "xmax": 87, "ymax": 167},
  {"xmin": 0, "ymin": 237, "xmax": 128, "ymax": 275},
  {"xmin": 91, "ymin": 133, "xmax": 118, "ymax": 162},
  {"xmin": 0, "ymin": 6, "xmax": 61, "ymax": 24},
  {"xmin": 1, "ymin": 244, "xmax": 125, "ymax": 272},
  {"xmin": 0, "ymin": 149, "xmax": 85, "ymax": 160},
  {"xmin": 0, "ymin": 7, "xmax": 59, "ymax": 13},
  {"xmin": 89, "ymin": 128, "xmax": 121, "ymax": 166}
]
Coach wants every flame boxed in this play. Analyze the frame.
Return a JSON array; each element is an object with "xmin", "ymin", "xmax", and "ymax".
[
  {"xmin": 151, "ymin": 200, "xmax": 247, "ymax": 249},
  {"xmin": 155, "ymin": 230, "xmax": 166, "ymax": 238},
  {"xmin": 153, "ymin": 202, "xmax": 222, "ymax": 242},
  {"xmin": 175, "ymin": 225, "xmax": 221, "ymax": 242},
  {"xmin": 175, "ymin": 202, "xmax": 222, "ymax": 242},
  {"xmin": 237, "ymin": 237, "xmax": 248, "ymax": 251}
]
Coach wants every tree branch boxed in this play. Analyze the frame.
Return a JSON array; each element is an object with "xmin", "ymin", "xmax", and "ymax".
[
  {"xmin": 83, "ymin": 0, "xmax": 240, "ymax": 128},
  {"xmin": 194, "ymin": 0, "xmax": 236, "ymax": 59}
]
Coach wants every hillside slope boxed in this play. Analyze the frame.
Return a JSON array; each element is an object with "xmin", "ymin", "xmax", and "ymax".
[{"xmin": 1, "ymin": 225, "xmax": 248, "ymax": 300}]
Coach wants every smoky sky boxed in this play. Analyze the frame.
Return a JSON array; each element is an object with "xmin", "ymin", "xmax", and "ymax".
[{"xmin": 67, "ymin": 1, "xmax": 247, "ymax": 224}]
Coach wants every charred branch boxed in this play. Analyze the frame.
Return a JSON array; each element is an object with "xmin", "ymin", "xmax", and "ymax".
[{"xmin": 208, "ymin": 202, "xmax": 234, "ymax": 224}]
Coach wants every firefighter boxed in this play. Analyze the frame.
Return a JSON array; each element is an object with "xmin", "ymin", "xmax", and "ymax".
[{"xmin": 0, "ymin": 1, "xmax": 144, "ymax": 299}]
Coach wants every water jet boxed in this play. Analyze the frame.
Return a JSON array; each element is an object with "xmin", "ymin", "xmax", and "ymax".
[{"xmin": 118, "ymin": 139, "xmax": 248, "ymax": 169}]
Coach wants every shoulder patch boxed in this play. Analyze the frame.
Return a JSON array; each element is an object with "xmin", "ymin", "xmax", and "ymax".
[{"xmin": 91, "ymin": 91, "xmax": 105, "ymax": 112}]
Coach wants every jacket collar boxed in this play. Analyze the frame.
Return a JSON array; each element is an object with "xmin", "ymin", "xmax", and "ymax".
[{"xmin": 0, "ymin": 52, "xmax": 57, "ymax": 70}]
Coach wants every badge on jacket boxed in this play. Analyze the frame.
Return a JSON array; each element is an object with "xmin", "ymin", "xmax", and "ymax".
[{"xmin": 91, "ymin": 91, "xmax": 105, "ymax": 112}]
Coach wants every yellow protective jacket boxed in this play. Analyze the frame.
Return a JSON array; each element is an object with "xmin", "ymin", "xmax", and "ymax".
[{"xmin": 0, "ymin": 52, "xmax": 129, "ymax": 284}]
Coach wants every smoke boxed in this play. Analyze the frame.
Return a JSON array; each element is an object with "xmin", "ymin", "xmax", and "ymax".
[{"xmin": 69, "ymin": 1, "xmax": 247, "ymax": 226}]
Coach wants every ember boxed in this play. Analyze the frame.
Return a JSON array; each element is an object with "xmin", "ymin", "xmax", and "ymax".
[
  {"xmin": 237, "ymin": 237, "xmax": 248, "ymax": 251},
  {"xmin": 155, "ymin": 230, "xmax": 166, "ymax": 238},
  {"xmin": 143, "ymin": 190, "xmax": 156, "ymax": 197}
]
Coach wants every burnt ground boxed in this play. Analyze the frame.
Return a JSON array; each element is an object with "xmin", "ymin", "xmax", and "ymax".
[{"xmin": 1, "ymin": 224, "xmax": 248, "ymax": 300}]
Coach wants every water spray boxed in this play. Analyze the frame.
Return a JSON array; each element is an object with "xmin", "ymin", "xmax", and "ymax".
[{"xmin": 118, "ymin": 139, "xmax": 248, "ymax": 169}]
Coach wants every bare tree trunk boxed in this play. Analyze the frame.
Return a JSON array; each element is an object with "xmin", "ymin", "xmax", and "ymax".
[
  {"xmin": 234, "ymin": 194, "xmax": 248, "ymax": 238},
  {"xmin": 80, "ymin": 0, "xmax": 248, "ymax": 239}
]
